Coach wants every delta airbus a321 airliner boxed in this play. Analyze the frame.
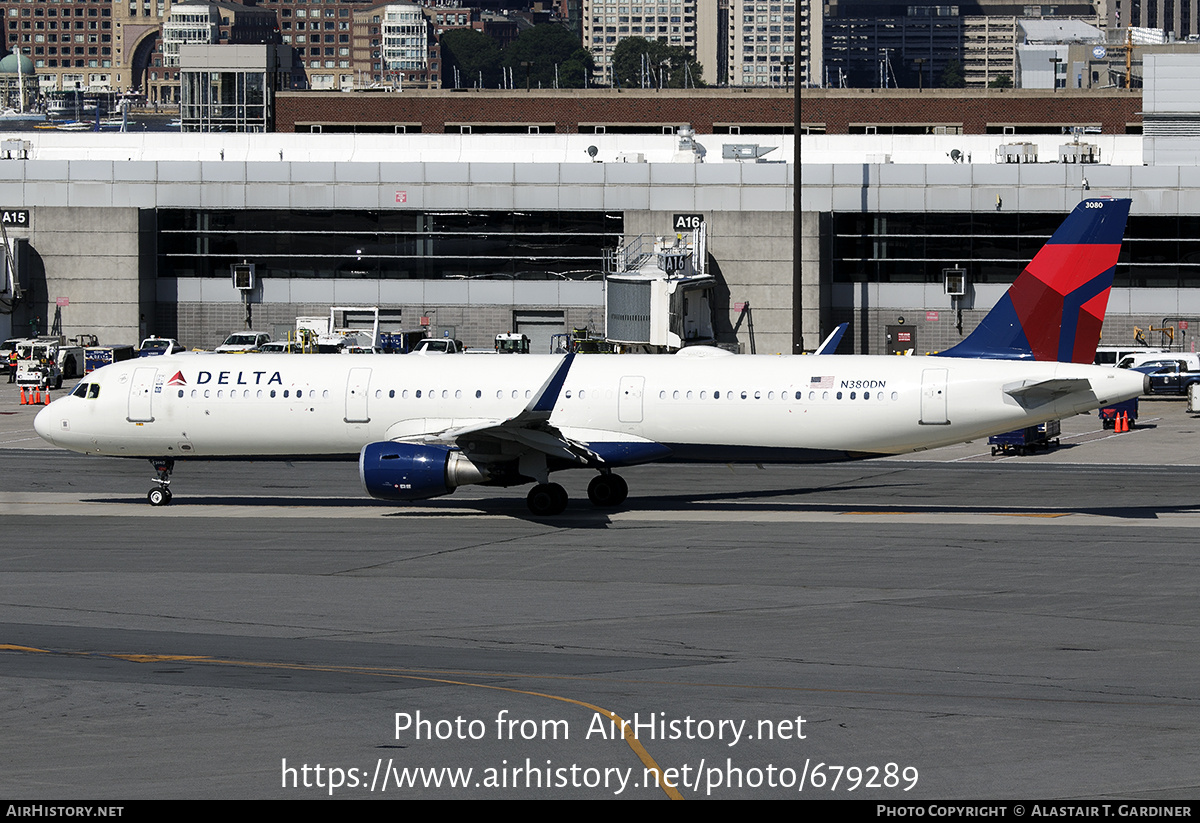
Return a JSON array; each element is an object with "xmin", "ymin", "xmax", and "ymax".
[{"xmin": 34, "ymin": 197, "xmax": 1146, "ymax": 516}]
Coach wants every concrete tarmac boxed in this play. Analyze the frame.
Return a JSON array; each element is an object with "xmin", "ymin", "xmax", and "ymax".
[{"xmin": 1, "ymin": 381, "xmax": 1199, "ymax": 799}]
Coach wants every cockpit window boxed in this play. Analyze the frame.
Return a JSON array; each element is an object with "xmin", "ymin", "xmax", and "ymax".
[
  {"xmin": 88, "ymin": 384, "xmax": 100, "ymax": 399},
  {"xmin": 71, "ymin": 383, "xmax": 87, "ymax": 398}
]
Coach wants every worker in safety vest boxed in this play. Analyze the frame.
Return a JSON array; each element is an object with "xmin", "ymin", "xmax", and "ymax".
[{"xmin": 6, "ymin": 350, "xmax": 16, "ymax": 384}]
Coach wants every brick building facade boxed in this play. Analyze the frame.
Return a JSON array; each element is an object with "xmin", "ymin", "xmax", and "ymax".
[
  {"xmin": 799, "ymin": 88, "xmax": 1145, "ymax": 134},
  {"xmin": 277, "ymin": 86, "xmax": 795, "ymax": 132}
]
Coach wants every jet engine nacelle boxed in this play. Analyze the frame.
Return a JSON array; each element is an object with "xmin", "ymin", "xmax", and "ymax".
[{"xmin": 359, "ymin": 442, "xmax": 487, "ymax": 502}]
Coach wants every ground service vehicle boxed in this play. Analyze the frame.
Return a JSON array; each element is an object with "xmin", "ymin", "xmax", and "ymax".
[
  {"xmin": 1142, "ymin": 361, "xmax": 1200, "ymax": 396},
  {"xmin": 138, "ymin": 338, "xmax": 184, "ymax": 357},
  {"xmin": 215, "ymin": 332, "xmax": 271, "ymax": 353},
  {"xmin": 16, "ymin": 338, "xmax": 83, "ymax": 387},
  {"xmin": 413, "ymin": 338, "xmax": 465, "ymax": 355}
]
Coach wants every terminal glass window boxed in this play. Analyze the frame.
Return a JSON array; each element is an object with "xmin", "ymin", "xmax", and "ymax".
[
  {"xmin": 157, "ymin": 209, "xmax": 624, "ymax": 280},
  {"xmin": 829, "ymin": 211, "xmax": 1200, "ymax": 288}
]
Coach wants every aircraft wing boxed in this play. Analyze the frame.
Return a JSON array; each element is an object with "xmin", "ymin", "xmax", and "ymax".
[
  {"xmin": 399, "ymin": 418, "xmax": 596, "ymax": 464},
  {"xmin": 387, "ymin": 353, "xmax": 671, "ymax": 467},
  {"xmin": 388, "ymin": 354, "xmax": 586, "ymax": 461},
  {"xmin": 1004, "ymin": 377, "xmax": 1092, "ymax": 408}
]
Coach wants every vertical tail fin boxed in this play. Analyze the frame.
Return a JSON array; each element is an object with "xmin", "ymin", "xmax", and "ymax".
[{"xmin": 938, "ymin": 197, "xmax": 1131, "ymax": 362}]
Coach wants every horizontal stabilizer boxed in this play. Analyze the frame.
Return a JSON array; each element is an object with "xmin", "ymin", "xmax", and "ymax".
[{"xmin": 1004, "ymin": 377, "xmax": 1091, "ymax": 407}]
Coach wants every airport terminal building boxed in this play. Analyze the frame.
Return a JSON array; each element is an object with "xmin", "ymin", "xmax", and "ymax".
[
  {"xmin": 801, "ymin": 56, "xmax": 1200, "ymax": 356},
  {"xmin": 18, "ymin": 58, "xmax": 1200, "ymax": 359},
  {"xmin": 0, "ymin": 126, "xmax": 795, "ymax": 354}
]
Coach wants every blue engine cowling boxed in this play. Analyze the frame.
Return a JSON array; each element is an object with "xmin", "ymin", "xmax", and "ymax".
[{"xmin": 359, "ymin": 442, "xmax": 486, "ymax": 502}]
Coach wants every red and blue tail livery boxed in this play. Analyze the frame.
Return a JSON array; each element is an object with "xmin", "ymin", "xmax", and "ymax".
[{"xmin": 939, "ymin": 197, "xmax": 1131, "ymax": 362}]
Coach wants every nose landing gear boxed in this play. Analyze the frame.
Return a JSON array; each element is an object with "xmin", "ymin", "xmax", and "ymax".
[{"xmin": 148, "ymin": 458, "xmax": 174, "ymax": 506}]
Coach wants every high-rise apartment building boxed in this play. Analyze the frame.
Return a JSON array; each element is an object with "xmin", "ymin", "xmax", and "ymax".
[
  {"xmin": 961, "ymin": 15, "xmax": 1016, "ymax": 87},
  {"xmin": 349, "ymin": 2, "xmax": 438, "ymax": 89},
  {"xmin": 725, "ymin": 0, "xmax": 797, "ymax": 86},
  {"xmin": 163, "ymin": 2, "xmax": 278, "ymax": 67},
  {"xmin": 799, "ymin": 0, "xmax": 819, "ymax": 85},
  {"xmin": 0, "ymin": 0, "xmax": 128, "ymax": 98},
  {"xmin": 582, "ymin": 0, "xmax": 719, "ymax": 85}
]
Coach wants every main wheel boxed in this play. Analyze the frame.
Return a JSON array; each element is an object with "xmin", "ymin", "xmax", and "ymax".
[
  {"xmin": 587, "ymin": 473, "xmax": 628, "ymax": 507},
  {"xmin": 527, "ymin": 483, "xmax": 568, "ymax": 516},
  {"xmin": 148, "ymin": 487, "xmax": 171, "ymax": 506}
]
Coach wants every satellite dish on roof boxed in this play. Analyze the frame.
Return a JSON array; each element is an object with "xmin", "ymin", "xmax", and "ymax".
[
  {"xmin": 587, "ymin": 145, "xmax": 598, "ymax": 158},
  {"xmin": 950, "ymin": 149, "xmax": 963, "ymax": 163}
]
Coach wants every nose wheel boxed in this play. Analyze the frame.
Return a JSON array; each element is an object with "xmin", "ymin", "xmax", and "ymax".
[{"xmin": 148, "ymin": 458, "xmax": 174, "ymax": 506}]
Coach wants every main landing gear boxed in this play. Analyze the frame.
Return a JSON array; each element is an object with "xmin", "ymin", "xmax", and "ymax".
[
  {"xmin": 148, "ymin": 458, "xmax": 174, "ymax": 506},
  {"xmin": 526, "ymin": 482, "xmax": 568, "ymax": 516},
  {"xmin": 524, "ymin": 472, "xmax": 628, "ymax": 517},
  {"xmin": 587, "ymin": 472, "xmax": 628, "ymax": 507}
]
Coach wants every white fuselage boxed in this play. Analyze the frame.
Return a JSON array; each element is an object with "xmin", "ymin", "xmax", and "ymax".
[{"xmin": 33, "ymin": 351, "xmax": 1145, "ymax": 463}]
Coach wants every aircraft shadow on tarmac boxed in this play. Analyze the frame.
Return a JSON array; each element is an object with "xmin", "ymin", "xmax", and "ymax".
[{"xmin": 76, "ymin": 480, "xmax": 1188, "ymax": 525}]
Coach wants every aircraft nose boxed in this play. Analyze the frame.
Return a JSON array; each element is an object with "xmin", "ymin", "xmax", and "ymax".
[{"xmin": 33, "ymin": 403, "xmax": 56, "ymax": 445}]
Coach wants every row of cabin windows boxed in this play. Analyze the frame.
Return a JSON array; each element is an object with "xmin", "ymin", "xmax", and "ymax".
[
  {"xmin": 658, "ymin": 388, "xmax": 900, "ymax": 401},
  {"xmin": 159, "ymin": 386, "xmax": 905, "ymax": 403},
  {"xmin": 181, "ymin": 388, "xmax": 326, "ymax": 399}
]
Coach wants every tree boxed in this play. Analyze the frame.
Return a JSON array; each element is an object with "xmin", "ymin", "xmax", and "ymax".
[
  {"xmin": 988, "ymin": 73, "xmax": 1012, "ymax": 89},
  {"xmin": 938, "ymin": 59, "xmax": 965, "ymax": 88},
  {"xmin": 501, "ymin": 24, "xmax": 593, "ymax": 89},
  {"xmin": 610, "ymin": 37, "xmax": 704, "ymax": 89},
  {"xmin": 557, "ymin": 49, "xmax": 597, "ymax": 89},
  {"xmin": 439, "ymin": 28, "xmax": 502, "ymax": 89}
]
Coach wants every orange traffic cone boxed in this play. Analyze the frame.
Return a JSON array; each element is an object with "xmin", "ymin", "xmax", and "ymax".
[
  {"xmin": 1122, "ymin": 411, "xmax": 1131, "ymax": 432},
  {"xmin": 18, "ymin": 386, "xmax": 26, "ymax": 405},
  {"xmin": 42, "ymin": 387, "xmax": 51, "ymax": 405},
  {"xmin": 31, "ymin": 386, "xmax": 40, "ymax": 405}
]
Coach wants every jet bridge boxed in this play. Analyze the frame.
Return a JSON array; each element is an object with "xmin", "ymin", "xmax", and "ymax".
[{"xmin": 604, "ymin": 225, "xmax": 716, "ymax": 352}]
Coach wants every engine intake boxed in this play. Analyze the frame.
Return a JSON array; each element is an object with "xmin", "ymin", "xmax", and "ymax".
[{"xmin": 359, "ymin": 442, "xmax": 487, "ymax": 502}]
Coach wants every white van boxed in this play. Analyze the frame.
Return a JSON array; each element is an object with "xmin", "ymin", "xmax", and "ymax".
[{"xmin": 1094, "ymin": 346, "xmax": 1166, "ymax": 367}]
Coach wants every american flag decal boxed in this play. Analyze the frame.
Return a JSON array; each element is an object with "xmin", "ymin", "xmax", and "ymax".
[{"xmin": 809, "ymin": 376, "xmax": 834, "ymax": 388}]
